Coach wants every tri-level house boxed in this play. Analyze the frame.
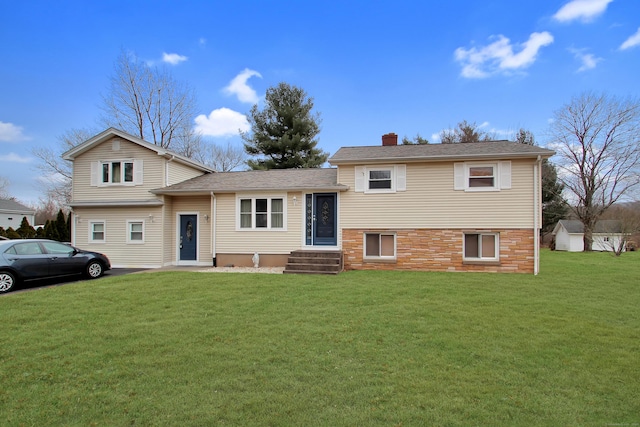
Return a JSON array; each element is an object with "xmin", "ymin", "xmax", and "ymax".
[{"xmin": 63, "ymin": 128, "xmax": 554, "ymax": 274}]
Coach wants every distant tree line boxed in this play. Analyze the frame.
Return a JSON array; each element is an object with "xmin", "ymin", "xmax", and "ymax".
[{"xmin": 0, "ymin": 209, "xmax": 70, "ymax": 242}]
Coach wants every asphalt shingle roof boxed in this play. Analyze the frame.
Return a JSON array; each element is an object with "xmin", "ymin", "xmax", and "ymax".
[
  {"xmin": 153, "ymin": 168, "xmax": 348, "ymax": 194},
  {"xmin": 557, "ymin": 219, "xmax": 623, "ymax": 234},
  {"xmin": 329, "ymin": 141, "xmax": 555, "ymax": 164},
  {"xmin": 0, "ymin": 198, "xmax": 35, "ymax": 213}
]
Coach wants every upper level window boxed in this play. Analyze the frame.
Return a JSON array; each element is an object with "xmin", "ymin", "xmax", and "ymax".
[
  {"xmin": 355, "ymin": 165, "xmax": 406, "ymax": 193},
  {"xmin": 102, "ymin": 161, "xmax": 133, "ymax": 184},
  {"xmin": 368, "ymin": 169, "xmax": 392, "ymax": 190},
  {"xmin": 91, "ymin": 160, "xmax": 143, "ymax": 187},
  {"xmin": 454, "ymin": 161, "xmax": 511, "ymax": 192},
  {"xmin": 238, "ymin": 196, "xmax": 285, "ymax": 230}
]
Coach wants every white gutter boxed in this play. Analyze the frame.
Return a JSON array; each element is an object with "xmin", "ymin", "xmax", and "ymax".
[
  {"xmin": 534, "ymin": 156, "xmax": 541, "ymax": 275},
  {"xmin": 211, "ymin": 192, "xmax": 216, "ymax": 266}
]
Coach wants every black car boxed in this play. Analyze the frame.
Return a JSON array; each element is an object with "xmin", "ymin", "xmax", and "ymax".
[{"xmin": 0, "ymin": 239, "xmax": 111, "ymax": 293}]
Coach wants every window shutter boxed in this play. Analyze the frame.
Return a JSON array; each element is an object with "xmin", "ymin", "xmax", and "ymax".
[
  {"xmin": 500, "ymin": 161, "xmax": 511, "ymax": 189},
  {"xmin": 134, "ymin": 160, "xmax": 144, "ymax": 185},
  {"xmin": 355, "ymin": 166, "xmax": 365, "ymax": 192},
  {"xmin": 454, "ymin": 163, "xmax": 465, "ymax": 190},
  {"xmin": 90, "ymin": 162, "xmax": 100, "ymax": 187},
  {"xmin": 396, "ymin": 165, "xmax": 406, "ymax": 191}
]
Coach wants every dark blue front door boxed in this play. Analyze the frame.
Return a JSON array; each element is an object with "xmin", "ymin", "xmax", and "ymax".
[
  {"xmin": 179, "ymin": 215, "xmax": 197, "ymax": 261},
  {"xmin": 306, "ymin": 193, "xmax": 337, "ymax": 246}
]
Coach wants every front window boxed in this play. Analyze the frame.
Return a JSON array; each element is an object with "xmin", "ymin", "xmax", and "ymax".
[
  {"xmin": 464, "ymin": 233, "xmax": 499, "ymax": 261},
  {"xmin": 127, "ymin": 221, "xmax": 144, "ymax": 243},
  {"xmin": 368, "ymin": 169, "xmax": 392, "ymax": 190},
  {"xmin": 90, "ymin": 221, "xmax": 105, "ymax": 243},
  {"xmin": 102, "ymin": 160, "xmax": 134, "ymax": 184},
  {"xmin": 468, "ymin": 166, "xmax": 495, "ymax": 188},
  {"xmin": 364, "ymin": 233, "xmax": 396, "ymax": 259},
  {"xmin": 238, "ymin": 197, "xmax": 286, "ymax": 230}
]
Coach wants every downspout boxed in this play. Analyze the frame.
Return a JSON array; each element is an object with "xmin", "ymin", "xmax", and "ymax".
[
  {"xmin": 211, "ymin": 192, "xmax": 217, "ymax": 267},
  {"xmin": 534, "ymin": 156, "xmax": 541, "ymax": 275}
]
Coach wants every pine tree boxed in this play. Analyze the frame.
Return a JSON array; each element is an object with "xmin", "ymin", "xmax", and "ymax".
[
  {"xmin": 242, "ymin": 82, "xmax": 328, "ymax": 169},
  {"xmin": 16, "ymin": 216, "xmax": 36, "ymax": 238},
  {"xmin": 55, "ymin": 210, "xmax": 70, "ymax": 242}
]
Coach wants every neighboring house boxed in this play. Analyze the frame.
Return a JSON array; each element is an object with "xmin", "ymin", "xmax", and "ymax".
[
  {"xmin": 552, "ymin": 219, "xmax": 624, "ymax": 252},
  {"xmin": 0, "ymin": 199, "xmax": 36, "ymax": 230},
  {"xmin": 63, "ymin": 129, "xmax": 554, "ymax": 274}
]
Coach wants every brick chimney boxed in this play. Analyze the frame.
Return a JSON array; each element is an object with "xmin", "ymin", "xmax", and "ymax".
[{"xmin": 382, "ymin": 133, "xmax": 398, "ymax": 146}]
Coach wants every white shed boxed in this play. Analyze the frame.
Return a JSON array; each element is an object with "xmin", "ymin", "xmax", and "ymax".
[
  {"xmin": 552, "ymin": 220, "xmax": 625, "ymax": 252},
  {"xmin": 0, "ymin": 199, "xmax": 36, "ymax": 230}
]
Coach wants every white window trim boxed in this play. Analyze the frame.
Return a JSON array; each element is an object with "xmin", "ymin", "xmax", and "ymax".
[
  {"xmin": 355, "ymin": 165, "xmax": 406, "ymax": 193},
  {"xmin": 89, "ymin": 220, "xmax": 106, "ymax": 243},
  {"xmin": 127, "ymin": 220, "xmax": 145, "ymax": 244},
  {"xmin": 454, "ymin": 161, "xmax": 511, "ymax": 192},
  {"xmin": 91, "ymin": 159, "xmax": 143, "ymax": 187},
  {"xmin": 463, "ymin": 232, "xmax": 500, "ymax": 262},
  {"xmin": 236, "ymin": 195, "xmax": 287, "ymax": 231},
  {"xmin": 363, "ymin": 232, "xmax": 397, "ymax": 260}
]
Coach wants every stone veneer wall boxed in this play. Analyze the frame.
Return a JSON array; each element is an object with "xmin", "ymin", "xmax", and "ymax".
[{"xmin": 342, "ymin": 228, "xmax": 535, "ymax": 273}]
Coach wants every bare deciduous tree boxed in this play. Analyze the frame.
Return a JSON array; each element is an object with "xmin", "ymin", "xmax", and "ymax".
[
  {"xmin": 549, "ymin": 92, "xmax": 640, "ymax": 251},
  {"xmin": 31, "ymin": 127, "xmax": 96, "ymax": 206},
  {"xmin": 100, "ymin": 50, "xmax": 201, "ymax": 154},
  {"xmin": 440, "ymin": 120, "xmax": 494, "ymax": 143},
  {"xmin": 0, "ymin": 176, "xmax": 11, "ymax": 199},
  {"xmin": 599, "ymin": 204, "xmax": 640, "ymax": 256},
  {"xmin": 204, "ymin": 142, "xmax": 247, "ymax": 172}
]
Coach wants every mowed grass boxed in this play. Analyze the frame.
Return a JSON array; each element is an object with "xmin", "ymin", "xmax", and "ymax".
[{"xmin": 1, "ymin": 250, "xmax": 639, "ymax": 426}]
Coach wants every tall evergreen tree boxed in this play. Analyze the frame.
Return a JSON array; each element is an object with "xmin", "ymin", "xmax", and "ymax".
[
  {"xmin": 55, "ymin": 210, "xmax": 70, "ymax": 242},
  {"xmin": 242, "ymin": 82, "xmax": 328, "ymax": 169}
]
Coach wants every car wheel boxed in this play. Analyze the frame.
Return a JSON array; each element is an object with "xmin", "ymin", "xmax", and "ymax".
[
  {"xmin": 86, "ymin": 261, "xmax": 103, "ymax": 279},
  {"xmin": 0, "ymin": 271, "xmax": 16, "ymax": 293}
]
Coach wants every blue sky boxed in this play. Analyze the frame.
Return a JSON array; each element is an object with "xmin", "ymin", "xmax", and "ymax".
[{"xmin": 1, "ymin": 0, "xmax": 639, "ymax": 205}]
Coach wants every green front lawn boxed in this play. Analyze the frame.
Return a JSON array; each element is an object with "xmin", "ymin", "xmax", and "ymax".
[{"xmin": 1, "ymin": 250, "xmax": 638, "ymax": 426}]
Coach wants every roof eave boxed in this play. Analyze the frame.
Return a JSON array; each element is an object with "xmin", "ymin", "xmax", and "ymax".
[
  {"xmin": 152, "ymin": 185, "xmax": 349, "ymax": 195},
  {"xmin": 329, "ymin": 151, "xmax": 555, "ymax": 165}
]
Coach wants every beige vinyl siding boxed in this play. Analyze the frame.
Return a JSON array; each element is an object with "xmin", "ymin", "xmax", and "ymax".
[
  {"xmin": 166, "ymin": 195, "xmax": 213, "ymax": 264},
  {"xmin": 72, "ymin": 206, "xmax": 163, "ymax": 268},
  {"xmin": 72, "ymin": 137, "xmax": 164, "ymax": 202},
  {"xmin": 167, "ymin": 161, "xmax": 206, "ymax": 186},
  {"xmin": 215, "ymin": 192, "xmax": 303, "ymax": 254},
  {"xmin": 338, "ymin": 159, "xmax": 536, "ymax": 230},
  {"xmin": 162, "ymin": 196, "xmax": 174, "ymax": 265}
]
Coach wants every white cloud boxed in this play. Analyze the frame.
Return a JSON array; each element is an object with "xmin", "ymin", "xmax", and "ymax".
[
  {"xmin": 0, "ymin": 121, "xmax": 29, "ymax": 142},
  {"xmin": 0, "ymin": 152, "xmax": 31, "ymax": 163},
  {"xmin": 620, "ymin": 27, "xmax": 640, "ymax": 50},
  {"xmin": 162, "ymin": 52, "xmax": 188, "ymax": 65},
  {"xmin": 223, "ymin": 69, "xmax": 262, "ymax": 104},
  {"xmin": 569, "ymin": 48, "xmax": 602, "ymax": 71},
  {"xmin": 553, "ymin": 0, "xmax": 613, "ymax": 23},
  {"xmin": 199, "ymin": 38, "xmax": 207, "ymax": 47},
  {"xmin": 455, "ymin": 32, "xmax": 554, "ymax": 78},
  {"xmin": 194, "ymin": 108, "xmax": 250, "ymax": 137}
]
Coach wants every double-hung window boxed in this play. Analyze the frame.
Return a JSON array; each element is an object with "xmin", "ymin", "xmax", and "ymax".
[
  {"xmin": 355, "ymin": 165, "xmax": 406, "ymax": 193},
  {"xmin": 454, "ymin": 162, "xmax": 511, "ymax": 192},
  {"xmin": 464, "ymin": 232, "xmax": 499, "ymax": 261},
  {"xmin": 364, "ymin": 233, "xmax": 396, "ymax": 259},
  {"xmin": 89, "ymin": 221, "xmax": 106, "ymax": 243},
  {"xmin": 238, "ymin": 196, "xmax": 285, "ymax": 230},
  {"xmin": 127, "ymin": 221, "xmax": 144, "ymax": 244}
]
